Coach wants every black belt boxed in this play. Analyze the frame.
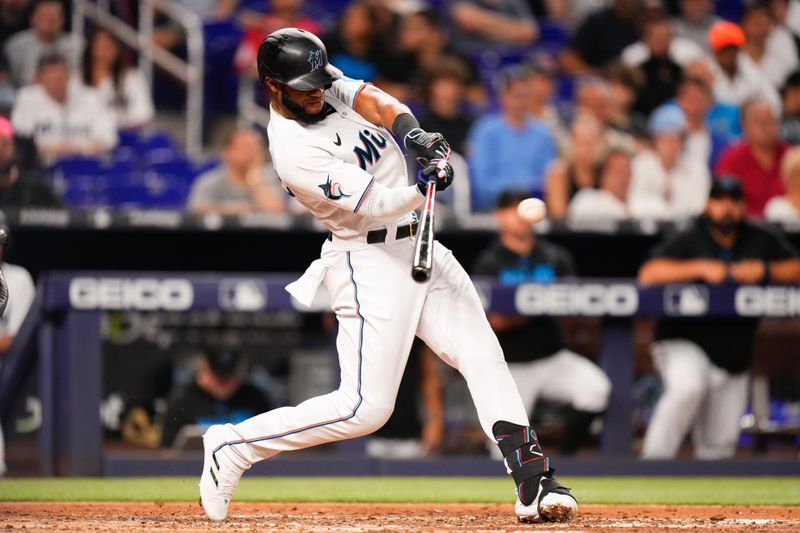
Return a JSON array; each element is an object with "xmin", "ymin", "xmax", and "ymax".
[{"xmin": 327, "ymin": 221, "xmax": 419, "ymax": 244}]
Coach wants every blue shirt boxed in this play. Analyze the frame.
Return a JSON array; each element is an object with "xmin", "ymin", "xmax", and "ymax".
[{"xmin": 467, "ymin": 114, "xmax": 556, "ymax": 211}]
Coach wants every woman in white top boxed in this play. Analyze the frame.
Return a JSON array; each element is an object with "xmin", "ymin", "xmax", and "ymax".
[
  {"xmin": 765, "ymin": 145, "xmax": 800, "ymax": 222},
  {"xmin": 82, "ymin": 29, "xmax": 154, "ymax": 130}
]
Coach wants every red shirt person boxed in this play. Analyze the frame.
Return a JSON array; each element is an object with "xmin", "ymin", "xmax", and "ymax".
[{"xmin": 715, "ymin": 98, "xmax": 789, "ymax": 217}]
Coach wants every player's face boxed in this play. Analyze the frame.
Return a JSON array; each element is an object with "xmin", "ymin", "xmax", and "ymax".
[{"xmin": 276, "ymin": 82, "xmax": 328, "ymax": 124}]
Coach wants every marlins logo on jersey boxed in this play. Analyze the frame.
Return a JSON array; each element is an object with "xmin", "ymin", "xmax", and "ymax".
[{"xmin": 319, "ymin": 175, "xmax": 351, "ymax": 200}]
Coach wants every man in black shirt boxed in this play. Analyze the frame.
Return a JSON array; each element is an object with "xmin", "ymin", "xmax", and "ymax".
[
  {"xmin": 0, "ymin": 116, "xmax": 59, "ymax": 207},
  {"xmin": 639, "ymin": 177, "xmax": 800, "ymax": 459},
  {"xmin": 473, "ymin": 191, "xmax": 611, "ymax": 455},
  {"xmin": 562, "ymin": 0, "xmax": 640, "ymax": 72},
  {"xmin": 160, "ymin": 348, "xmax": 271, "ymax": 448}
]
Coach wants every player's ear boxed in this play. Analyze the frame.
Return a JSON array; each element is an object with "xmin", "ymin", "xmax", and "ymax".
[{"xmin": 264, "ymin": 79, "xmax": 279, "ymax": 96}]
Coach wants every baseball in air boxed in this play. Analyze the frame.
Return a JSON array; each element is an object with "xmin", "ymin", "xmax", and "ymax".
[{"xmin": 517, "ymin": 198, "xmax": 547, "ymax": 223}]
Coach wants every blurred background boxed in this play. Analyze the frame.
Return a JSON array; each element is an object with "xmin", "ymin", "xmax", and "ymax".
[{"xmin": 0, "ymin": 0, "xmax": 799, "ymax": 478}]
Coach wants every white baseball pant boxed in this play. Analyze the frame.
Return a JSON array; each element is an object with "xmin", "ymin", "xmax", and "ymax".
[
  {"xmin": 642, "ymin": 339, "xmax": 749, "ymax": 459},
  {"xmin": 216, "ymin": 235, "xmax": 529, "ymax": 465}
]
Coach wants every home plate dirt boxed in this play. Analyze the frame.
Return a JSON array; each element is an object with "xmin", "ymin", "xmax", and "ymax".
[{"xmin": 1, "ymin": 502, "xmax": 798, "ymax": 532}]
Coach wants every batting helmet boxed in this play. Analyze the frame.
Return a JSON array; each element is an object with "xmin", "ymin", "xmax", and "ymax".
[{"xmin": 257, "ymin": 28, "xmax": 342, "ymax": 90}]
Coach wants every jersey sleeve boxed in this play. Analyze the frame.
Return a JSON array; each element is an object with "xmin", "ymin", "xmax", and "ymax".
[
  {"xmin": 327, "ymin": 77, "xmax": 368, "ymax": 109},
  {"xmin": 275, "ymin": 144, "xmax": 376, "ymax": 214}
]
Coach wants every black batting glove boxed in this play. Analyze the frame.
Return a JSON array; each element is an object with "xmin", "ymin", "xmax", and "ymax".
[
  {"xmin": 404, "ymin": 128, "xmax": 451, "ymax": 166},
  {"xmin": 416, "ymin": 159, "xmax": 454, "ymax": 195}
]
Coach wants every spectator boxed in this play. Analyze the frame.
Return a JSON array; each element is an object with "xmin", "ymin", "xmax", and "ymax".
[
  {"xmin": 0, "ymin": 219, "xmax": 36, "ymax": 476},
  {"xmin": 575, "ymin": 78, "xmax": 637, "ymax": 154},
  {"xmin": 0, "ymin": 0, "xmax": 31, "ymax": 48},
  {"xmin": 11, "ymin": 54, "xmax": 117, "ymax": 161},
  {"xmin": 716, "ymin": 98, "xmax": 789, "ymax": 217},
  {"xmin": 323, "ymin": 1, "xmax": 386, "ymax": 83},
  {"xmin": 0, "ymin": 117, "xmax": 59, "ymax": 205},
  {"xmin": 545, "ymin": 114, "xmax": 604, "ymax": 219},
  {"xmin": 779, "ymin": 70, "xmax": 800, "ymax": 143},
  {"xmin": 639, "ymin": 177, "xmax": 800, "ymax": 459},
  {"xmin": 621, "ymin": 13, "xmax": 704, "ymax": 69},
  {"xmin": 684, "ymin": 58, "xmax": 743, "ymax": 140},
  {"xmin": 765, "ymin": 146, "xmax": 800, "ymax": 221},
  {"xmin": 605, "ymin": 62, "xmax": 647, "ymax": 141},
  {"xmin": 188, "ymin": 128, "xmax": 284, "ymax": 215},
  {"xmin": 467, "ymin": 67, "xmax": 556, "ymax": 211},
  {"xmin": 473, "ymin": 191, "xmax": 611, "ymax": 456},
  {"xmin": 675, "ymin": 77, "xmax": 731, "ymax": 168},
  {"xmin": 627, "ymin": 15, "xmax": 687, "ymax": 116},
  {"xmin": 4, "ymin": 0, "xmax": 82, "ymax": 87},
  {"xmin": 740, "ymin": 2, "xmax": 798, "ymax": 89},
  {"xmin": 523, "ymin": 54, "xmax": 565, "ymax": 139},
  {"xmin": 159, "ymin": 348, "xmax": 271, "ymax": 448},
  {"xmin": 768, "ymin": 0, "xmax": 800, "ymax": 64},
  {"xmin": 670, "ymin": 0, "xmax": 721, "ymax": 53},
  {"xmin": 629, "ymin": 105, "xmax": 710, "ymax": 220},
  {"xmin": 707, "ymin": 21, "xmax": 781, "ymax": 110},
  {"xmin": 81, "ymin": 29, "xmax": 154, "ymax": 131},
  {"xmin": 234, "ymin": 0, "xmax": 321, "ymax": 77},
  {"xmin": 418, "ymin": 60, "xmax": 474, "ymax": 156},
  {"xmin": 562, "ymin": 0, "xmax": 640, "ymax": 73},
  {"xmin": 568, "ymin": 149, "xmax": 632, "ymax": 221},
  {"xmin": 449, "ymin": 0, "xmax": 539, "ymax": 50}
]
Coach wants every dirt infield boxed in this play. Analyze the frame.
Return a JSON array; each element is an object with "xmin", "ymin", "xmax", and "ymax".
[{"xmin": 2, "ymin": 502, "xmax": 799, "ymax": 532}]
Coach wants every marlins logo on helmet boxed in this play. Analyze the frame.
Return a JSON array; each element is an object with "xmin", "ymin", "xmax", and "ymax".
[{"xmin": 307, "ymin": 50, "xmax": 323, "ymax": 71}]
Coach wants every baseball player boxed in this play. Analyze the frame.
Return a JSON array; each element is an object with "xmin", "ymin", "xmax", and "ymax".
[{"xmin": 198, "ymin": 28, "xmax": 577, "ymax": 524}]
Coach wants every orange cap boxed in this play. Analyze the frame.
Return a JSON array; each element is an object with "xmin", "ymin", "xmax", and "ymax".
[{"xmin": 709, "ymin": 21, "xmax": 745, "ymax": 51}]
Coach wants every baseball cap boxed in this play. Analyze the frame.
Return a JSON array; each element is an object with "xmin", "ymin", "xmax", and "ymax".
[
  {"xmin": 709, "ymin": 21, "xmax": 745, "ymax": 51},
  {"xmin": 496, "ymin": 190, "xmax": 532, "ymax": 209},
  {"xmin": 203, "ymin": 347, "xmax": 246, "ymax": 379},
  {"xmin": 648, "ymin": 105, "xmax": 687, "ymax": 136},
  {"xmin": 709, "ymin": 177, "xmax": 744, "ymax": 200}
]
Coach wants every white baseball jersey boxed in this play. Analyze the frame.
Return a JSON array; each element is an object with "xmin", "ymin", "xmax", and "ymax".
[{"xmin": 267, "ymin": 77, "xmax": 412, "ymax": 239}]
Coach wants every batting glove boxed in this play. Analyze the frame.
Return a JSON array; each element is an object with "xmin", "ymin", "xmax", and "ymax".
[
  {"xmin": 417, "ymin": 159, "xmax": 454, "ymax": 194},
  {"xmin": 404, "ymin": 128, "xmax": 451, "ymax": 166}
]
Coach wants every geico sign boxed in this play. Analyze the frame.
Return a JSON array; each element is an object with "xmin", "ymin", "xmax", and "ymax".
[
  {"xmin": 735, "ymin": 286, "xmax": 800, "ymax": 317},
  {"xmin": 514, "ymin": 283, "xmax": 638, "ymax": 316},
  {"xmin": 69, "ymin": 277, "xmax": 194, "ymax": 310}
]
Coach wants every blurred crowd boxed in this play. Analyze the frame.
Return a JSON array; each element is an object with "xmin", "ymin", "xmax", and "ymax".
[{"xmin": 0, "ymin": 0, "xmax": 797, "ymax": 222}]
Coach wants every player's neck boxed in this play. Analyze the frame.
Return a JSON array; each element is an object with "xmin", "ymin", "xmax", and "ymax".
[{"xmin": 501, "ymin": 232, "xmax": 535, "ymax": 256}]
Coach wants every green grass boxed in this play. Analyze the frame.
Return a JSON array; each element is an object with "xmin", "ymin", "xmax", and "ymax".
[{"xmin": 0, "ymin": 477, "xmax": 798, "ymax": 506}]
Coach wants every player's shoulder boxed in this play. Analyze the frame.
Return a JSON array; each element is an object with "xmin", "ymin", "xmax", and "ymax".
[{"xmin": 2, "ymin": 262, "xmax": 34, "ymax": 287}]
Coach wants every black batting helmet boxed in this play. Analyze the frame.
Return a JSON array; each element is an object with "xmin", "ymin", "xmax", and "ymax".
[{"xmin": 257, "ymin": 28, "xmax": 342, "ymax": 90}]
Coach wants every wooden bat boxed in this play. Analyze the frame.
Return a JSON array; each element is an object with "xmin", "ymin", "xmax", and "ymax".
[{"xmin": 411, "ymin": 158, "xmax": 448, "ymax": 283}]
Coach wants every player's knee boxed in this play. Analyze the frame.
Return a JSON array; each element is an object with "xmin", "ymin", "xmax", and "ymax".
[
  {"xmin": 664, "ymin": 375, "xmax": 705, "ymax": 408},
  {"xmin": 349, "ymin": 405, "xmax": 394, "ymax": 436},
  {"xmin": 573, "ymin": 371, "xmax": 612, "ymax": 413}
]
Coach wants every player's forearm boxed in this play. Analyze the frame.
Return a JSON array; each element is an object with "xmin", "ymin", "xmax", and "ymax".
[
  {"xmin": 358, "ymin": 181, "xmax": 424, "ymax": 222},
  {"xmin": 353, "ymin": 84, "xmax": 412, "ymax": 130},
  {"xmin": 638, "ymin": 259, "xmax": 707, "ymax": 285}
]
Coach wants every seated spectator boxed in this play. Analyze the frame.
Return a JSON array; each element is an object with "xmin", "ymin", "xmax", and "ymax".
[
  {"xmin": 639, "ymin": 177, "xmax": 800, "ymax": 459},
  {"xmin": 524, "ymin": 54, "xmax": 565, "ymax": 140},
  {"xmin": 467, "ymin": 67, "xmax": 556, "ymax": 211},
  {"xmin": 707, "ymin": 21, "xmax": 780, "ymax": 110},
  {"xmin": 473, "ymin": 191, "xmax": 611, "ymax": 456},
  {"xmin": 234, "ymin": 0, "xmax": 321, "ymax": 78},
  {"xmin": 575, "ymin": 78, "xmax": 637, "ymax": 154},
  {"xmin": 629, "ymin": 105, "xmax": 710, "ymax": 220},
  {"xmin": 779, "ymin": 70, "xmax": 800, "ymax": 143},
  {"xmin": 561, "ymin": 0, "xmax": 640, "ymax": 73},
  {"xmin": 0, "ymin": 117, "xmax": 59, "ymax": 206},
  {"xmin": 622, "ymin": 12, "xmax": 704, "ymax": 69},
  {"xmin": 0, "ymin": 0, "xmax": 31, "ymax": 48},
  {"xmin": 188, "ymin": 127, "xmax": 284, "ymax": 215},
  {"xmin": 740, "ymin": 2, "xmax": 798, "ymax": 89},
  {"xmin": 605, "ymin": 62, "xmax": 647, "ymax": 141},
  {"xmin": 670, "ymin": 0, "xmax": 721, "ymax": 53},
  {"xmin": 568, "ymin": 149, "xmax": 632, "ymax": 222},
  {"xmin": 418, "ymin": 60, "xmax": 474, "ymax": 156},
  {"xmin": 4, "ymin": 0, "xmax": 82, "ymax": 87},
  {"xmin": 675, "ymin": 77, "xmax": 731, "ymax": 168},
  {"xmin": 765, "ymin": 146, "xmax": 800, "ymax": 221},
  {"xmin": 546, "ymin": 114, "xmax": 604, "ymax": 219},
  {"xmin": 159, "ymin": 347, "xmax": 271, "ymax": 448},
  {"xmin": 716, "ymin": 98, "xmax": 789, "ymax": 217},
  {"xmin": 449, "ymin": 0, "xmax": 539, "ymax": 50},
  {"xmin": 0, "ymin": 220, "xmax": 36, "ymax": 476},
  {"xmin": 82, "ymin": 29, "xmax": 154, "ymax": 131},
  {"xmin": 684, "ymin": 58, "xmax": 743, "ymax": 140},
  {"xmin": 382, "ymin": 8, "xmax": 484, "ymax": 106},
  {"xmin": 626, "ymin": 15, "xmax": 688, "ymax": 116},
  {"xmin": 11, "ymin": 55, "xmax": 117, "ymax": 161},
  {"xmin": 769, "ymin": 0, "xmax": 800, "ymax": 57},
  {"xmin": 323, "ymin": 1, "xmax": 387, "ymax": 83}
]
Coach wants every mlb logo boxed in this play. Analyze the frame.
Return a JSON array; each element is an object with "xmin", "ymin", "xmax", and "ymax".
[
  {"xmin": 664, "ymin": 285, "xmax": 709, "ymax": 316},
  {"xmin": 219, "ymin": 279, "xmax": 267, "ymax": 311}
]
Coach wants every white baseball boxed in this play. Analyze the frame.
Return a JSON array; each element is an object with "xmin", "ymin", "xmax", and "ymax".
[{"xmin": 517, "ymin": 198, "xmax": 547, "ymax": 223}]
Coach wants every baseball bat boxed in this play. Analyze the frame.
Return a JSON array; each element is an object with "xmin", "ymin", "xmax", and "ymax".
[{"xmin": 411, "ymin": 158, "xmax": 448, "ymax": 283}]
